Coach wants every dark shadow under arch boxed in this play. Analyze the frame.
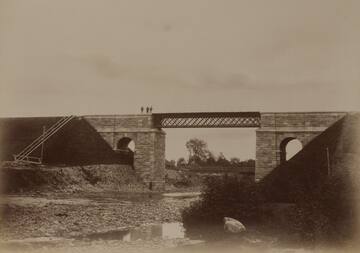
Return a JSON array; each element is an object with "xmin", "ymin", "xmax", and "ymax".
[
  {"xmin": 117, "ymin": 137, "xmax": 133, "ymax": 150},
  {"xmin": 116, "ymin": 137, "xmax": 135, "ymax": 167}
]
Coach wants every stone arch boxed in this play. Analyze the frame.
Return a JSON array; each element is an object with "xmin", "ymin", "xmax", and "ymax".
[
  {"xmin": 117, "ymin": 137, "xmax": 135, "ymax": 152},
  {"xmin": 116, "ymin": 137, "xmax": 135, "ymax": 167},
  {"xmin": 114, "ymin": 132, "xmax": 138, "ymax": 151},
  {"xmin": 279, "ymin": 137, "xmax": 303, "ymax": 163}
]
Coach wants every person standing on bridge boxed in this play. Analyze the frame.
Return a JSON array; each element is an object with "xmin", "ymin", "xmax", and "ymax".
[
  {"xmin": 150, "ymin": 106, "xmax": 153, "ymax": 113},
  {"xmin": 141, "ymin": 106, "xmax": 144, "ymax": 113},
  {"xmin": 146, "ymin": 107, "xmax": 149, "ymax": 113}
]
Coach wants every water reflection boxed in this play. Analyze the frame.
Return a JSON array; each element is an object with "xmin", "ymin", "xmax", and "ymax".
[
  {"xmin": 163, "ymin": 222, "xmax": 185, "ymax": 239},
  {"xmin": 84, "ymin": 222, "xmax": 185, "ymax": 241}
]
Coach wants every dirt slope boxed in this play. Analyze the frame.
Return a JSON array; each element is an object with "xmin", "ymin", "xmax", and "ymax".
[{"xmin": 0, "ymin": 163, "xmax": 147, "ymax": 194}]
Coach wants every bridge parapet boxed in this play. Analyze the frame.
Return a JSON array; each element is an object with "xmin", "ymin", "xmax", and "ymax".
[
  {"xmin": 83, "ymin": 115, "xmax": 153, "ymax": 132},
  {"xmin": 260, "ymin": 112, "xmax": 347, "ymax": 129}
]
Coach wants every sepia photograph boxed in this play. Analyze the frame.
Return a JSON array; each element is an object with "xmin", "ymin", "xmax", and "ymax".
[{"xmin": 0, "ymin": 1, "xmax": 359, "ymax": 252}]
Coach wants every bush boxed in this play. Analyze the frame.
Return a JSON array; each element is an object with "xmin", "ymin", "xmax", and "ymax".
[
  {"xmin": 182, "ymin": 174, "xmax": 357, "ymax": 246},
  {"xmin": 287, "ymin": 176, "xmax": 357, "ymax": 244},
  {"xmin": 182, "ymin": 176, "xmax": 264, "ymax": 227}
]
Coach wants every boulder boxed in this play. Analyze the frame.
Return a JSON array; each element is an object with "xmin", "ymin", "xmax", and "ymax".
[{"xmin": 223, "ymin": 217, "xmax": 246, "ymax": 233}]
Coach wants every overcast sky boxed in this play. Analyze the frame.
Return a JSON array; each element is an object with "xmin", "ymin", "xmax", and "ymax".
[{"xmin": 1, "ymin": 0, "xmax": 359, "ymax": 160}]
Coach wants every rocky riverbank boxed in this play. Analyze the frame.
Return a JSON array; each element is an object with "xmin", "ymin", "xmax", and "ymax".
[
  {"xmin": 0, "ymin": 191, "xmax": 200, "ymax": 252},
  {"xmin": 0, "ymin": 192, "xmax": 197, "ymax": 240}
]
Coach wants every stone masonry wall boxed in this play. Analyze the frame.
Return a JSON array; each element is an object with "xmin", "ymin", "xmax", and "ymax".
[
  {"xmin": 255, "ymin": 112, "xmax": 347, "ymax": 181},
  {"xmin": 84, "ymin": 115, "xmax": 152, "ymax": 132},
  {"xmin": 84, "ymin": 115, "xmax": 166, "ymax": 191},
  {"xmin": 153, "ymin": 131, "xmax": 166, "ymax": 190}
]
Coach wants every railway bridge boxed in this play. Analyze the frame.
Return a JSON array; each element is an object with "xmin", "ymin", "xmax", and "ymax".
[
  {"xmin": 4, "ymin": 111, "xmax": 347, "ymax": 190},
  {"xmin": 81, "ymin": 111, "xmax": 346, "ymax": 190}
]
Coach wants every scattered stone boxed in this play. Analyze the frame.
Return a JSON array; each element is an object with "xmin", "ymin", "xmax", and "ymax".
[
  {"xmin": 223, "ymin": 217, "xmax": 246, "ymax": 233},
  {"xmin": 55, "ymin": 212, "xmax": 68, "ymax": 217}
]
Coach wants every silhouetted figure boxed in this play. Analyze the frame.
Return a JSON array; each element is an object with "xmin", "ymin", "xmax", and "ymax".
[
  {"xmin": 146, "ymin": 107, "xmax": 149, "ymax": 113},
  {"xmin": 141, "ymin": 106, "xmax": 144, "ymax": 113},
  {"xmin": 150, "ymin": 106, "xmax": 153, "ymax": 113}
]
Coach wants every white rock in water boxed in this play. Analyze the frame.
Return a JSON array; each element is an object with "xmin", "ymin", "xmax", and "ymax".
[{"xmin": 224, "ymin": 217, "xmax": 246, "ymax": 233}]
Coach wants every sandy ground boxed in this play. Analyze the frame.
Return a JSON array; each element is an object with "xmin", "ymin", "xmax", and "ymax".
[
  {"xmin": 0, "ymin": 192, "xmax": 195, "ymax": 238},
  {"xmin": 1, "ymin": 192, "xmax": 356, "ymax": 253},
  {"xmin": 0, "ymin": 192, "xmax": 201, "ymax": 252}
]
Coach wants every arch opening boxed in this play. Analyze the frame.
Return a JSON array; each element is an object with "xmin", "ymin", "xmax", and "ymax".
[
  {"xmin": 280, "ymin": 138, "xmax": 303, "ymax": 163},
  {"xmin": 116, "ymin": 137, "xmax": 135, "ymax": 167},
  {"xmin": 117, "ymin": 137, "xmax": 135, "ymax": 152}
]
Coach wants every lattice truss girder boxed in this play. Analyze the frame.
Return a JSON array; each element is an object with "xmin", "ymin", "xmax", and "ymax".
[{"xmin": 153, "ymin": 112, "xmax": 261, "ymax": 128}]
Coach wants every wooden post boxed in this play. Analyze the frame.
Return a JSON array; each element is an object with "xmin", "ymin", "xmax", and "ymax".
[{"xmin": 326, "ymin": 147, "xmax": 331, "ymax": 176}]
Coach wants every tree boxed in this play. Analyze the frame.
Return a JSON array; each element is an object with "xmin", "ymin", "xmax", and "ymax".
[
  {"xmin": 165, "ymin": 159, "xmax": 176, "ymax": 169},
  {"xmin": 216, "ymin": 152, "xmax": 230, "ymax": 167},
  {"xmin": 239, "ymin": 159, "xmax": 255, "ymax": 168},
  {"xmin": 205, "ymin": 151, "xmax": 217, "ymax": 165},
  {"xmin": 177, "ymin": 157, "xmax": 187, "ymax": 167},
  {"xmin": 186, "ymin": 138, "xmax": 210, "ymax": 165},
  {"xmin": 230, "ymin": 157, "xmax": 241, "ymax": 165}
]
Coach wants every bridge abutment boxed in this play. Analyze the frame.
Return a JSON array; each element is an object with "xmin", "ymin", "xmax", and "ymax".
[
  {"xmin": 255, "ymin": 112, "xmax": 346, "ymax": 181},
  {"xmin": 84, "ymin": 115, "xmax": 166, "ymax": 191}
]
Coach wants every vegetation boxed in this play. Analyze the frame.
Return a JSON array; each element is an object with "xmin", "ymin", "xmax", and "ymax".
[
  {"xmin": 166, "ymin": 138, "xmax": 255, "ymax": 170},
  {"xmin": 186, "ymin": 138, "xmax": 210, "ymax": 164},
  {"xmin": 287, "ymin": 176, "xmax": 357, "ymax": 244},
  {"xmin": 182, "ymin": 176, "xmax": 263, "ymax": 226},
  {"xmin": 182, "ymin": 174, "xmax": 357, "ymax": 246},
  {"xmin": 165, "ymin": 138, "xmax": 255, "ymax": 189}
]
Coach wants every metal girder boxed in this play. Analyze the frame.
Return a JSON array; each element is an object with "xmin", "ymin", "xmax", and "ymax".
[{"xmin": 153, "ymin": 112, "xmax": 261, "ymax": 128}]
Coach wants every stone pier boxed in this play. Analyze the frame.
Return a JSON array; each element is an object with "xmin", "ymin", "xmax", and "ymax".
[{"xmin": 84, "ymin": 115, "xmax": 166, "ymax": 191}]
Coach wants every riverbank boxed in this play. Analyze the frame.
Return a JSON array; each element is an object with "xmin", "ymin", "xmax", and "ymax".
[
  {"xmin": 0, "ymin": 192, "xmax": 198, "ymax": 240},
  {"xmin": 0, "ymin": 162, "xmax": 206, "ymax": 252},
  {"xmin": 0, "ymin": 162, "xmax": 202, "ymax": 194},
  {"xmin": 1, "ymin": 192, "xmax": 357, "ymax": 253},
  {"xmin": 0, "ymin": 191, "xmax": 201, "ymax": 252}
]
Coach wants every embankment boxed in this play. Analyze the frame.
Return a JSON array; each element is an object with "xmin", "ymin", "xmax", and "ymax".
[{"xmin": 0, "ymin": 162, "xmax": 147, "ymax": 194}]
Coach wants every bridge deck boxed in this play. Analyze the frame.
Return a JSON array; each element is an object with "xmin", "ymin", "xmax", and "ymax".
[{"xmin": 153, "ymin": 112, "xmax": 261, "ymax": 128}]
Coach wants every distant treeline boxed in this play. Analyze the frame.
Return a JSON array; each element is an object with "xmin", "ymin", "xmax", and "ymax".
[{"xmin": 166, "ymin": 138, "xmax": 255, "ymax": 170}]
